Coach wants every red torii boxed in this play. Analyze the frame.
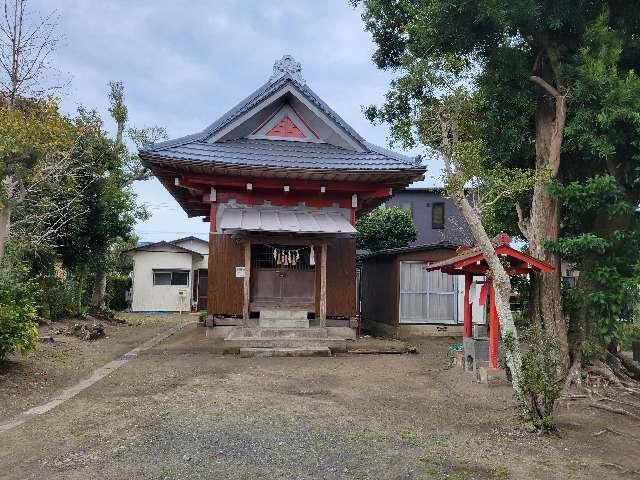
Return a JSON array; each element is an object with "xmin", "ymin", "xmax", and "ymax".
[{"xmin": 426, "ymin": 233, "xmax": 554, "ymax": 369}]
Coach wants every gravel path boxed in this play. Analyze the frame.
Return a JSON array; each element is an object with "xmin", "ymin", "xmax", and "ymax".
[{"xmin": 0, "ymin": 326, "xmax": 637, "ymax": 479}]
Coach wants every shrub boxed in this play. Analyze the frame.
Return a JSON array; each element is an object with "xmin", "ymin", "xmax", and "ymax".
[
  {"xmin": 619, "ymin": 322, "xmax": 640, "ymax": 351},
  {"xmin": 43, "ymin": 276, "xmax": 83, "ymax": 319},
  {"xmin": 107, "ymin": 273, "xmax": 131, "ymax": 311},
  {"xmin": 356, "ymin": 206, "xmax": 417, "ymax": 251},
  {"xmin": 0, "ymin": 280, "xmax": 39, "ymax": 361},
  {"xmin": 517, "ymin": 326, "xmax": 564, "ymax": 432}
]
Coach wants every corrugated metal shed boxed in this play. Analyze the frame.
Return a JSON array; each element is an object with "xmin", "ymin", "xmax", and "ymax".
[{"xmin": 219, "ymin": 206, "xmax": 356, "ymax": 235}]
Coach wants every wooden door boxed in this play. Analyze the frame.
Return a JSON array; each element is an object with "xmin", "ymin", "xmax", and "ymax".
[
  {"xmin": 250, "ymin": 244, "xmax": 315, "ymax": 310},
  {"xmin": 251, "ymin": 268, "xmax": 315, "ymax": 309}
]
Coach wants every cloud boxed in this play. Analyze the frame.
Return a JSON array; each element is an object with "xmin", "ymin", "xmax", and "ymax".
[{"xmin": 31, "ymin": 0, "xmax": 437, "ymax": 241}]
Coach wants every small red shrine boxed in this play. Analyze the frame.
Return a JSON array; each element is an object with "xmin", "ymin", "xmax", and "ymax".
[{"xmin": 426, "ymin": 234, "xmax": 554, "ymax": 371}]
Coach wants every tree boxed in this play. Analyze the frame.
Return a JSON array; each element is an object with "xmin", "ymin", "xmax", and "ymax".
[
  {"xmin": 0, "ymin": 0, "xmax": 66, "ymax": 261},
  {"xmin": 354, "ymin": 0, "xmax": 640, "ymax": 375},
  {"xmin": 356, "ymin": 206, "xmax": 417, "ymax": 251},
  {"xmin": 88, "ymin": 82, "xmax": 164, "ymax": 310},
  {"xmin": 0, "ymin": 0, "xmax": 63, "ymax": 105},
  {"xmin": 0, "ymin": 98, "xmax": 76, "ymax": 259},
  {"xmin": 361, "ymin": 52, "xmax": 559, "ymax": 419}
]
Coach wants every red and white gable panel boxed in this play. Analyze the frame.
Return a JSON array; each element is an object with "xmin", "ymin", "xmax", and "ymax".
[{"xmin": 249, "ymin": 104, "xmax": 320, "ymax": 142}]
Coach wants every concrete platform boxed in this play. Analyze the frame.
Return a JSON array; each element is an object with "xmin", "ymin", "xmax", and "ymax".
[
  {"xmin": 239, "ymin": 347, "xmax": 331, "ymax": 358},
  {"xmin": 224, "ymin": 326, "xmax": 347, "ymax": 353}
]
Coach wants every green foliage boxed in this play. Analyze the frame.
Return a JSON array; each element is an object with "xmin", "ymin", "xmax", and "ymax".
[
  {"xmin": 518, "ymin": 327, "xmax": 564, "ymax": 432},
  {"xmin": 0, "ymin": 278, "xmax": 39, "ymax": 360},
  {"xmin": 42, "ymin": 276, "xmax": 84, "ymax": 320},
  {"xmin": 356, "ymin": 0, "xmax": 640, "ymax": 362},
  {"xmin": 356, "ymin": 206, "xmax": 417, "ymax": 251},
  {"xmin": 619, "ymin": 323, "xmax": 640, "ymax": 351},
  {"xmin": 0, "ymin": 98, "xmax": 75, "ymax": 209},
  {"xmin": 107, "ymin": 273, "xmax": 131, "ymax": 311}
]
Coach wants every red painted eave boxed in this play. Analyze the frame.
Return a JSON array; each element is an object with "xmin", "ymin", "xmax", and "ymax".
[{"xmin": 426, "ymin": 244, "xmax": 554, "ymax": 274}]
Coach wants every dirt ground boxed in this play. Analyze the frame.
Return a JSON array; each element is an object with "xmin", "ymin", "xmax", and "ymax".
[
  {"xmin": 1, "ymin": 322, "xmax": 639, "ymax": 479},
  {"xmin": 0, "ymin": 312, "xmax": 188, "ymax": 421}
]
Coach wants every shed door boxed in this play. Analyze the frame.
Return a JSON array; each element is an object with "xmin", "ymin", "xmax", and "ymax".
[{"xmin": 399, "ymin": 261, "xmax": 457, "ymax": 324}]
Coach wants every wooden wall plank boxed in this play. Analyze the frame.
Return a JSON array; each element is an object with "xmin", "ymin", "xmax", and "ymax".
[
  {"xmin": 360, "ymin": 256, "xmax": 397, "ymax": 327},
  {"xmin": 325, "ymin": 237, "xmax": 356, "ymax": 317},
  {"xmin": 208, "ymin": 234, "xmax": 244, "ymax": 316}
]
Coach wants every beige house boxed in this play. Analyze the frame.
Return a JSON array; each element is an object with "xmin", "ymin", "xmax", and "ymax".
[{"xmin": 126, "ymin": 237, "xmax": 209, "ymax": 312}]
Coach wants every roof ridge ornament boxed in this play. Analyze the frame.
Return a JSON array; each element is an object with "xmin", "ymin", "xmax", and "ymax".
[{"xmin": 270, "ymin": 54, "xmax": 304, "ymax": 83}]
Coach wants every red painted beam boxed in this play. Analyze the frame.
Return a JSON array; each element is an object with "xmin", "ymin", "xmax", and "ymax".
[
  {"xmin": 489, "ymin": 280, "xmax": 499, "ymax": 369},
  {"xmin": 211, "ymin": 191, "xmax": 354, "ymax": 209},
  {"xmin": 463, "ymin": 274, "xmax": 473, "ymax": 338},
  {"xmin": 179, "ymin": 174, "xmax": 393, "ymax": 194}
]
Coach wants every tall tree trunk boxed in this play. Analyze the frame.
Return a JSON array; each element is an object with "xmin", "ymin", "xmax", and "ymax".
[
  {"xmin": 0, "ymin": 205, "xmax": 11, "ymax": 261},
  {"xmin": 90, "ymin": 271, "xmax": 107, "ymax": 310},
  {"xmin": 519, "ymin": 81, "xmax": 570, "ymax": 370},
  {"xmin": 455, "ymin": 193, "xmax": 524, "ymax": 395},
  {"xmin": 77, "ymin": 269, "xmax": 85, "ymax": 315}
]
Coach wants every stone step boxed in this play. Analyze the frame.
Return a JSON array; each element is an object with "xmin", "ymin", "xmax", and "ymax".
[
  {"xmin": 258, "ymin": 318, "xmax": 309, "ymax": 328},
  {"xmin": 235, "ymin": 327, "xmax": 329, "ymax": 339},
  {"xmin": 239, "ymin": 347, "xmax": 331, "ymax": 358},
  {"xmin": 259, "ymin": 309, "xmax": 308, "ymax": 320},
  {"xmin": 224, "ymin": 336, "xmax": 347, "ymax": 352}
]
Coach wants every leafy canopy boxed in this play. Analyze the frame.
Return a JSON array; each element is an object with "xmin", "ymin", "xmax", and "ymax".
[{"xmin": 356, "ymin": 206, "xmax": 417, "ymax": 251}]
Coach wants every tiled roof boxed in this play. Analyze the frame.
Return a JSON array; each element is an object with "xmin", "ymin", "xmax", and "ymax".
[
  {"xmin": 140, "ymin": 71, "xmax": 422, "ymax": 174},
  {"xmin": 143, "ymin": 73, "xmax": 369, "ymax": 153},
  {"xmin": 144, "ymin": 138, "xmax": 417, "ymax": 171},
  {"xmin": 124, "ymin": 240, "xmax": 204, "ymax": 258}
]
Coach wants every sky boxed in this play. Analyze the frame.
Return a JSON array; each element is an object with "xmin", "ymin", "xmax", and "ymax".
[{"xmin": 34, "ymin": 0, "xmax": 442, "ymax": 242}]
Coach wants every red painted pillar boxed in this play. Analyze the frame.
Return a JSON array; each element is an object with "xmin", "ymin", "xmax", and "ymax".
[
  {"xmin": 463, "ymin": 274, "xmax": 472, "ymax": 338},
  {"xmin": 209, "ymin": 203, "xmax": 217, "ymax": 233},
  {"xmin": 489, "ymin": 279, "xmax": 499, "ymax": 369},
  {"xmin": 349, "ymin": 208, "xmax": 356, "ymax": 226}
]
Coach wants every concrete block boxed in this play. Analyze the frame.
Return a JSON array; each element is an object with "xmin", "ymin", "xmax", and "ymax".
[
  {"xmin": 239, "ymin": 347, "xmax": 331, "ymax": 358},
  {"xmin": 258, "ymin": 318, "xmax": 309, "ymax": 328},
  {"xmin": 478, "ymin": 364, "xmax": 508, "ymax": 385},
  {"xmin": 473, "ymin": 324, "xmax": 488, "ymax": 338},
  {"xmin": 259, "ymin": 309, "xmax": 308, "ymax": 321}
]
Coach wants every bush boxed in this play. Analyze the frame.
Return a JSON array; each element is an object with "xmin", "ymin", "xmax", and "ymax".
[
  {"xmin": 42, "ymin": 276, "xmax": 83, "ymax": 319},
  {"xmin": 107, "ymin": 273, "xmax": 131, "ymax": 311},
  {"xmin": 619, "ymin": 322, "xmax": 640, "ymax": 351},
  {"xmin": 517, "ymin": 326, "xmax": 564, "ymax": 432},
  {"xmin": 356, "ymin": 206, "xmax": 417, "ymax": 251},
  {"xmin": 0, "ymin": 280, "xmax": 39, "ymax": 361}
]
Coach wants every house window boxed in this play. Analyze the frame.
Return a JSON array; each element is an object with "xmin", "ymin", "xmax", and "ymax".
[
  {"xmin": 153, "ymin": 270, "xmax": 189, "ymax": 286},
  {"xmin": 432, "ymin": 202, "xmax": 445, "ymax": 229}
]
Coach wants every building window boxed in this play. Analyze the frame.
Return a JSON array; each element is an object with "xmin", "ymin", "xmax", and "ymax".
[
  {"xmin": 432, "ymin": 202, "xmax": 445, "ymax": 229},
  {"xmin": 153, "ymin": 270, "xmax": 189, "ymax": 286}
]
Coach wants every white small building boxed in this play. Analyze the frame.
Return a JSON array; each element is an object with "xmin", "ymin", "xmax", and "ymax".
[{"xmin": 126, "ymin": 237, "xmax": 209, "ymax": 312}]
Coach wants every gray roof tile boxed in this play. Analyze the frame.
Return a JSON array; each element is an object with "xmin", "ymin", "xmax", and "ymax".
[
  {"xmin": 141, "ymin": 73, "xmax": 422, "ymax": 173},
  {"xmin": 145, "ymin": 138, "xmax": 418, "ymax": 171}
]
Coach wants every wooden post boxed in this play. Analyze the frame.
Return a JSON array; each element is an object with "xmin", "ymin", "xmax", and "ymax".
[
  {"xmin": 319, "ymin": 243, "xmax": 327, "ymax": 327},
  {"xmin": 209, "ymin": 203, "xmax": 217, "ymax": 233},
  {"xmin": 489, "ymin": 279, "xmax": 499, "ymax": 369},
  {"xmin": 243, "ymin": 242, "xmax": 251, "ymax": 325},
  {"xmin": 463, "ymin": 274, "xmax": 473, "ymax": 338}
]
